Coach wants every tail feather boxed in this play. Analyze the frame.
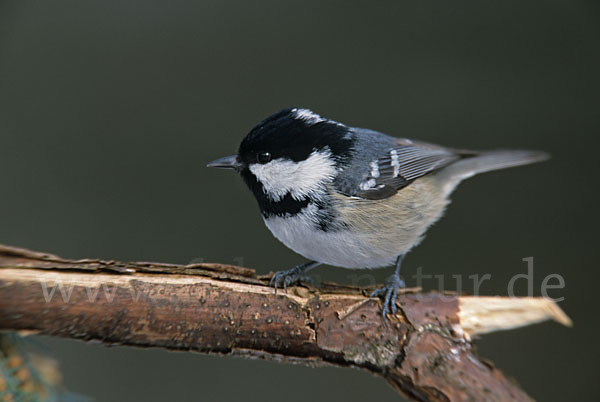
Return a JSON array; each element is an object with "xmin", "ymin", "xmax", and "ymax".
[{"xmin": 435, "ymin": 150, "xmax": 550, "ymax": 192}]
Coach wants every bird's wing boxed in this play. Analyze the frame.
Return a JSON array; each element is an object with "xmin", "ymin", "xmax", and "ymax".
[{"xmin": 352, "ymin": 139, "xmax": 463, "ymax": 200}]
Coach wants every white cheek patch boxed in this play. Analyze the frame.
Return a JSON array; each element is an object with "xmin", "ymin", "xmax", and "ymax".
[{"xmin": 249, "ymin": 149, "xmax": 337, "ymax": 201}]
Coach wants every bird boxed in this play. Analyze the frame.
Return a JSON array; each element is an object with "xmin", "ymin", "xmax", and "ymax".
[{"xmin": 207, "ymin": 108, "xmax": 548, "ymax": 318}]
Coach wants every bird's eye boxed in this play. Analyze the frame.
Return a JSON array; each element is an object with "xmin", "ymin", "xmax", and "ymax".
[{"xmin": 257, "ymin": 152, "xmax": 272, "ymax": 164}]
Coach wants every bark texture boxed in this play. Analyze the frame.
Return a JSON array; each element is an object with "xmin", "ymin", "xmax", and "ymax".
[{"xmin": 0, "ymin": 245, "xmax": 570, "ymax": 401}]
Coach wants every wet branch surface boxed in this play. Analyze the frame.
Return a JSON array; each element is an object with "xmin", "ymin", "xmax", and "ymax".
[{"xmin": 0, "ymin": 245, "xmax": 571, "ymax": 401}]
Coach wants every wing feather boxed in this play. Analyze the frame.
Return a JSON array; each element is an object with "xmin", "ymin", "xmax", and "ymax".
[{"xmin": 355, "ymin": 142, "xmax": 460, "ymax": 200}]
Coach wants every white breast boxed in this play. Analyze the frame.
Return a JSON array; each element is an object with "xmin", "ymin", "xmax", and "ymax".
[
  {"xmin": 262, "ymin": 177, "xmax": 452, "ymax": 269},
  {"xmin": 263, "ymin": 204, "xmax": 398, "ymax": 269}
]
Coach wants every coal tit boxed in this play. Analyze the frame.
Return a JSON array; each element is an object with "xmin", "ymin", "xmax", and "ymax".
[{"xmin": 208, "ymin": 108, "xmax": 548, "ymax": 318}]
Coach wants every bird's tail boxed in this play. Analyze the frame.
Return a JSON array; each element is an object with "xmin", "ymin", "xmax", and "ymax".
[{"xmin": 435, "ymin": 150, "xmax": 550, "ymax": 193}]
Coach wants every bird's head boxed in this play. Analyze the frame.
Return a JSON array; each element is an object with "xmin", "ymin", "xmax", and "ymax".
[{"xmin": 207, "ymin": 108, "xmax": 355, "ymax": 215}]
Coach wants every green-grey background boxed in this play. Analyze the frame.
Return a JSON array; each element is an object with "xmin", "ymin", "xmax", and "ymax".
[{"xmin": 1, "ymin": 1, "xmax": 598, "ymax": 401}]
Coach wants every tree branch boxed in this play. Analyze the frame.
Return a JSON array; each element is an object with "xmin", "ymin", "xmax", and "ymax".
[{"xmin": 0, "ymin": 244, "xmax": 571, "ymax": 401}]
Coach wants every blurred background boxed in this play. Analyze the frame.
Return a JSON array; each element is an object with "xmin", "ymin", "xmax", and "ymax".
[{"xmin": 0, "ymin": 1, "xmax": 598, "ymax": 400}]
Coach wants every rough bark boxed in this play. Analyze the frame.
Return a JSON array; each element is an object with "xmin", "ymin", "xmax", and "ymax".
[{"xmin": 0, "ymin": 245, "xmax": 571, "ymax": 401}]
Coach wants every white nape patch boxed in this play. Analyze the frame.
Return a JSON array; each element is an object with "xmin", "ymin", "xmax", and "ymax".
[
  {"xmin": 292, "ymin": 108, "xmax": 326, "ymax": 125},
  {"xmin": 369, "ymin": 160, "xmax": 380, "ymax": 178},
  {"xmin": 249, "ymin": 148, "xmax": 337, "ymax": 201},
  {"xmin": 390, "ymin": 149, "xmax": 400, "ymax": 177}
]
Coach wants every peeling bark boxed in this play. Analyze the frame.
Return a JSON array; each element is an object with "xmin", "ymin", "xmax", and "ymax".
[{"xmin": 0, "ymin": 245, "xmax": 570, "ymax": 401}]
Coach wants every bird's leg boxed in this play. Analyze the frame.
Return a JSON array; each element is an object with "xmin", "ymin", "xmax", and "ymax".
[
  {"xmin": 270, "ymin": 261, "xmax": 321, "ymax": 292},
  {"xmin": 370, "ymin": 255, "xmax": 406, "ymax": 319}
]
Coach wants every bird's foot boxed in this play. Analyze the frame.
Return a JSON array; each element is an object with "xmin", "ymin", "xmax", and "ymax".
[
  {"xmin": 269, "ymin": 264, "xmax": 315, "ymax": 292},
  {"xmin": 370, "ymin": 273, "xmax": 406, "ymax": 319}
]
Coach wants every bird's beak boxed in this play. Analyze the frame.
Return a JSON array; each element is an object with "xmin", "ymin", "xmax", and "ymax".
[{"xmin": 206, "ymin": 155, "xmax": 242, "ymax": 170}]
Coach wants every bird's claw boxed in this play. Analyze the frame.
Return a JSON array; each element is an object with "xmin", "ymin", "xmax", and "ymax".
[
  {"xmin": 370, "ymin": 274, "xmax": 406, "ymax": 319},
  {"xmin": 269, "ymin": 267, "xmax": 314, "ymax": 292}
]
